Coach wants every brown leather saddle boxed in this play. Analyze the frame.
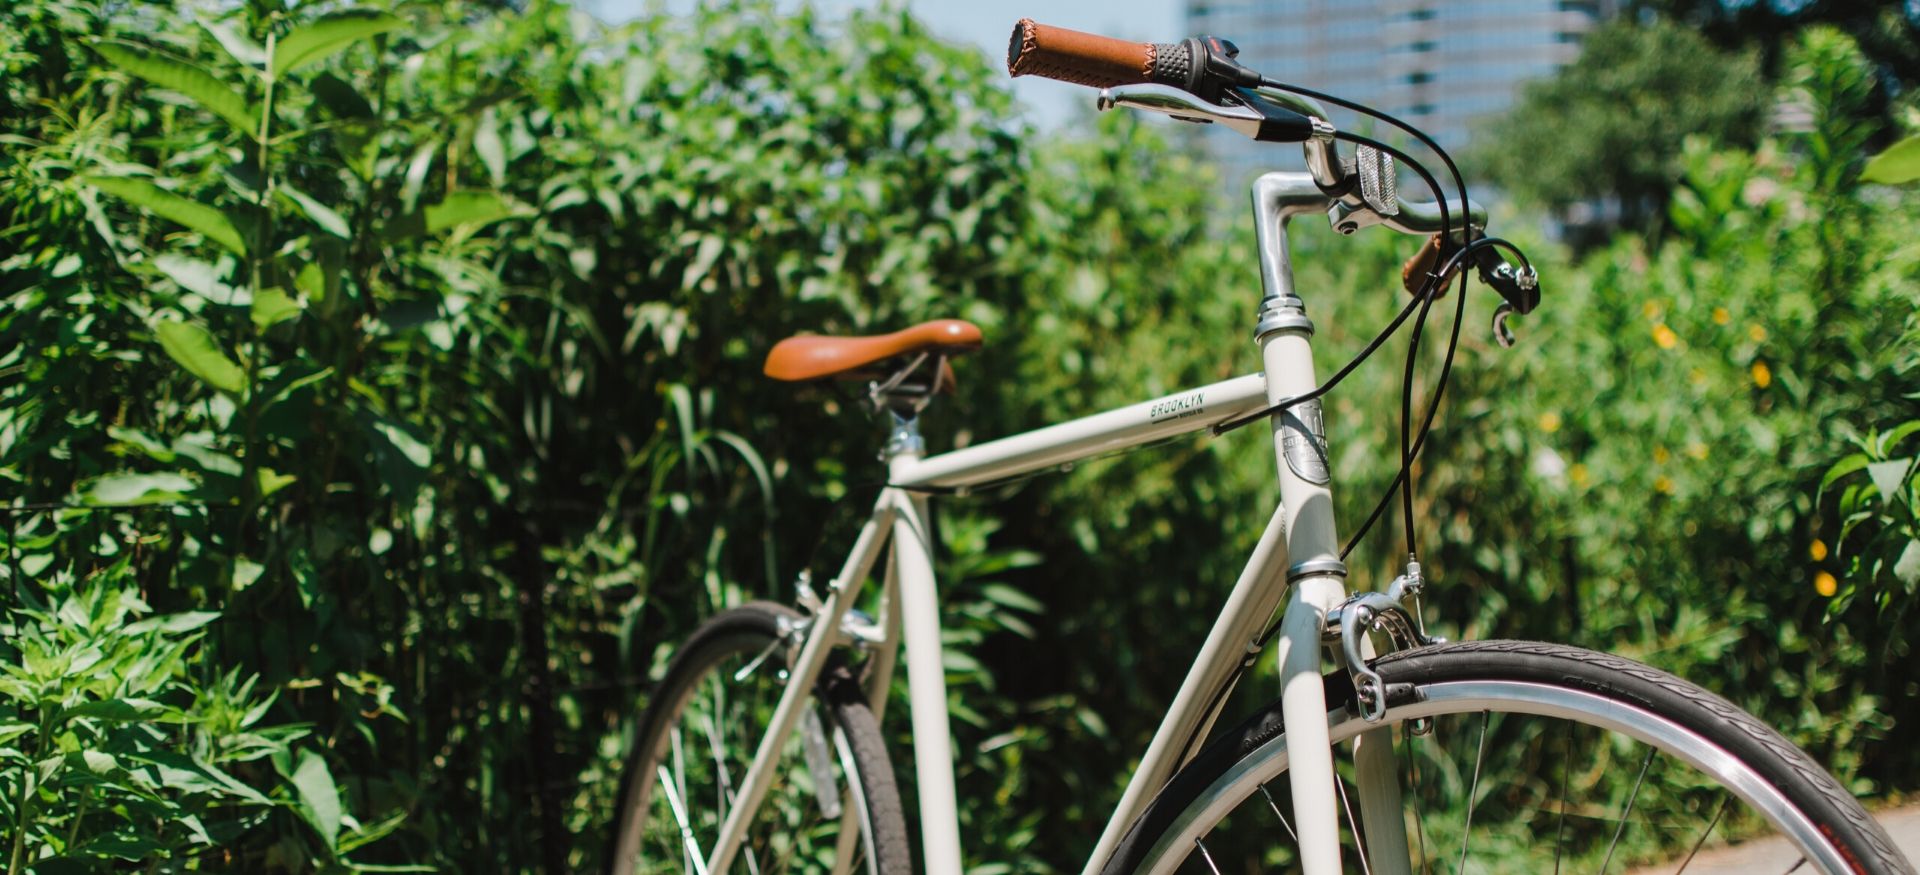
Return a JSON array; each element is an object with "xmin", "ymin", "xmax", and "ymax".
[{"xmin": 763, "ymin": 319, "xmax": 983, "ymax": 386}]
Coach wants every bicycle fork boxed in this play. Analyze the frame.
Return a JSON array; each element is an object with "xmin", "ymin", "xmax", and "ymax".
[{"xmin": 1255, "ymin": 170, "xmax": 1413, "ymax": 875}]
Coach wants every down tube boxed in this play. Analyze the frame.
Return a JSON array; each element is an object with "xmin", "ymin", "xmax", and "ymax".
[{"xmin": 1081, "ymin": 502, "xmax": 1293, "ymax": 875}]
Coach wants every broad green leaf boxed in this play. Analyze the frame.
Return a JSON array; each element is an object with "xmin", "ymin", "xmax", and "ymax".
[
  {"xmin": 1898, "ymin": 541, "xmax": 1920, "ymax": 586},
  {"xmin": 130, "ymin": 750, "xmax": 270, "ymax": 803},
  {"xmin": 125, "ymin": 611, "xmax": 220, "ymax": 635},
  {"xmin": 108, "ymin": 426, "xmax": 177, "ymax": 463},
  {"xmin": 291, "ymin": 749, "xmax": 343, "ymax": 850},
  {"xmin": 201, "ymin": 18, "xmax": 267, "ymax": 67},
  {"xmin": 264, "ymin": 366, "xmax": 334, "ymax": 408},
  {"xmin": 92, "ymin": 40, "xmax": 257, "ymax": 136},
  {"xmin": 426, "ymin": 190, "xmax": 522, "ymax": 234},
  {"xmin": 683, "ymin": 236, "xmax": 725, "ymax": 289},
  {"xmin": 87, "ymin": 176, "xmax": 248, "ymax": 255},
  {"xmin": 233, "ymin": 557, "xmax": 265, "ymax": 590},
  {"xmin": 295, "ymin": 260, "xmax": 340, "ymax": 305},
  {"xmin": 383, "ymin": 191, "xmax": 525, "ymax": 242},
  {"xmin": 1867, "ymin": 458, "xmax": 1912, "ymax": 504},
  {"xmin": 258, "ymin": 467, "xmax": 297, "ymax": 497},
  {"xmin": 66, "ymin": 698, "xmax": 172, "ymax": 722},
  {"xmin": 980, "ymin": 583, "xmax": 1045, "ymax": 614},
  {"xmin": 0, "ymin": 722, "xmax": 30, "ymax": 746},
  {"xmin": 252, "ymin": 288, "xmax": 303, "ymax": 330},
  {"xmin": 279, "ymin": 185, "xmax": 350, "ymax": 238},
  {"xmin": 154, "ymin": 320, "xmax": 247, "ymax": 393},
  {"xmin": 310, "ymin": 72, "xmax": 374, "ymax": 119},
  {"xmin": 153, "ymin": 253, "xmax": 246, "ymax": 304},
  {"xmin": 1861, "ymin": 135, "xmax": 1920, "ymax": 186},
  {"xmin": 86, "ymin": 472, "xmax": 195, "ymax": 506},
  {"xmin": 370, "ymin": 418, "xmax": 431, "ymax": 468},
  {"xmin": 474, "ymin": 107, "xmax": 507, "ymax": 187},
  {"xmin": 273, "ymin": 10, "xmax": 405, "ymax": 77}
]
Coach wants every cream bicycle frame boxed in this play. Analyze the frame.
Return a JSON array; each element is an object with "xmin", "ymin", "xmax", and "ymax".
[{"xmin": 700, "ymin": 171, "xmax": 1421, "ymax": 875}]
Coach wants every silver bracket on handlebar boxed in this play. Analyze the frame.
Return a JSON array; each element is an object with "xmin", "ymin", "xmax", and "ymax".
[{"xmin": 1354, "ymin": 145, "xmax": 1399, "ymax": 217}]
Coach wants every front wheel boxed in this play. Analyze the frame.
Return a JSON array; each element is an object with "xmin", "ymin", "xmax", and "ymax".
[{"xmin": 1102, "ymin": 641, "xmax": 1912, "ymax": 875}]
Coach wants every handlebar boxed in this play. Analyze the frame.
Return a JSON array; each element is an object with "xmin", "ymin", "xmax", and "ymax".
[
  {"xmin": 1005, "ymin": 19, "xmax": 1169, "ymax": 89},
  {"xmin": 1009, "ymin": 20, "xmax": 1541, "ymax": 317}
]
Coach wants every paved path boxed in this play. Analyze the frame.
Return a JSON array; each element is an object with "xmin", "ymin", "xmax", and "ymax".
[{"xmin": 1628, "ymin": 804, "xmax": 1920, "ymax": 874}]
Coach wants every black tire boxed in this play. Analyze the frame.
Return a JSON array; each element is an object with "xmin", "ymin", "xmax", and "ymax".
[
  {"xmin": 608, "ymin": 602, "xmax": 912, "ymax": 875},
  {"xmin": 1102, "ymin": 640, "xmax": 1913, "ymax": 875}
]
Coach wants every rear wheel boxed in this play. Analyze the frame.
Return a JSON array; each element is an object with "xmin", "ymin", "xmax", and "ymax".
[
  {"xmin": 1102, "ymin": 641, "xmax": 1911, "ymax": 875},
  {"xmin": 608, "ymin": 602, "xmax": 912, "ymax": 875}
]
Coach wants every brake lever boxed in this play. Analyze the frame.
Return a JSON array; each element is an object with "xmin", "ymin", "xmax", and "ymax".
[{"xmin": 1492, "ymin": 303, "xmax": 1518, "ymax": 349}]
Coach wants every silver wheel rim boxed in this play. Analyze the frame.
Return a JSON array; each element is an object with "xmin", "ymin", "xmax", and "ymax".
[{"xmin": 1136, "ymin": 679, "xmax": 1851, "ymax": 875}]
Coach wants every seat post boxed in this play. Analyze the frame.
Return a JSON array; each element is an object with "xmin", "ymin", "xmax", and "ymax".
[{"xmin": 882, "ymin": 409, "xmax": 925, "ymax": 460}]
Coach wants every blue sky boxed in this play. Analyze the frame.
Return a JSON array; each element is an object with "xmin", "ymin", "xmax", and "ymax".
[{"xmin": 585, "ymin": 0, "xmax": 1183, "ymax": 125}]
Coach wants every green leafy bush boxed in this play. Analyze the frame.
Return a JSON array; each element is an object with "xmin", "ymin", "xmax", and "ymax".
[
  {"xmin": 0, "ymin": 556, "xmax": 332, "ymax": 870},
  {"xmin": 1, "ymin": 1, "xmax": 1915, "ymax": 872}
]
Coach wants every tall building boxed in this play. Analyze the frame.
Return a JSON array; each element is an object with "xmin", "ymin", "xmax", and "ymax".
[{"xmin": 1186, "ymin": 0, "xmax": 1618, "ymax": 193}]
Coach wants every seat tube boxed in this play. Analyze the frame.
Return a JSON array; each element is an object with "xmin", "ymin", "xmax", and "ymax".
[
  {"xmin": 1252, "ymin": 172, "xmax": 1351, "ymax": 875},
  {"xmin": 885, "ymin": 413, "xmax": 965, "ymax": 875}
]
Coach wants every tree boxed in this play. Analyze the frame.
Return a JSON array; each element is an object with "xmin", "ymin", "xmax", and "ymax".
[
  {"xmin": 1474, "ymin": 18, "xmax": 1766, "ymax": 235},
  {"xmin": 1635, "ymin": 0, "xmax": 1920, "ymax": 93}
]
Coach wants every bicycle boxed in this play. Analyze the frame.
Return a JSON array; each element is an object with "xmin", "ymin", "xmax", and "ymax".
[{"xmin": 606, "ymin": 18, "xmax": 1916, "ymax": 875}]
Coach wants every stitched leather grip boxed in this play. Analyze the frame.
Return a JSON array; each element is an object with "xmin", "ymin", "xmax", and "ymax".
[
  {"xmin": 1402, "ymin": 235, "xmax": 1444, "ymax": 296},
  {"xmin": 1008, "ymin": 19, "xmax": 1163, "ymax": 88}
]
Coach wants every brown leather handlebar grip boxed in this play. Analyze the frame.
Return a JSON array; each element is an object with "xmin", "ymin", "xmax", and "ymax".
[
  {"xmin": 1007, "ymin": 19, "xmax": 1157, "ymax": 88},
  {"xmin": 1402, "ymin": 235, "xmax": 1445, "ymax": 296}
]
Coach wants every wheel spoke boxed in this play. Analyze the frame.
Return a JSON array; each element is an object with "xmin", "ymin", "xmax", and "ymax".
[
  {"xmin": 1335, "ymin": 773, "xmax": 1374, "ymax": 875},
  {"xmin": 701, "ymin": 711, "xmax": 763, "ymax": 875},
  {"xmin": 1672, "ymin": 796, "xmax": 1731, "ymax": 874},
  {"xmin": 1553, "ymin": 720, "xmax": 1571, "ymax": 875},
  {"xmin": 1258, "ymin": 782, "xmax": 1298, "ymax": 842},
  {"xmin": 1402, "ymin": 727, "xmax": 1431, "ymax": 875},
  {"xmin": 1194, "ymin": 837, "xmax": 1223, "ymax": 875},
  {"xmin": 1456, "ymin": 710, "xmax": 1490, "ymax": 875},
  {"xmin": 657, "ymin": 764, "xmax": 713, "ymax": 875},
  {"xmin": 1596, "ymin": 746, "xmax": 1657, "ymax": 875}
]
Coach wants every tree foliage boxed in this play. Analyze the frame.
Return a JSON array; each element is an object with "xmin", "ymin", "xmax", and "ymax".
[
  {"xmin": 1634, "ymin": 0, "xmax": 1920, "ymax": 94},
  {"xmin": 1476, "ymin": 18, "xmax": 1766, "ymax": 233},
  {"xmin": 0, "ymin": 1, "xmax": 1916, "ymax": 873}
]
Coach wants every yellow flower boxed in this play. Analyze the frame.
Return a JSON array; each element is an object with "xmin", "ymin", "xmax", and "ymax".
[
  {"xmin": 1712, "ymin": 307, "xmax": 1731, "ymax": 325},
  {"xmin": 1814, "ymin": 571, "xmax": 1838, "ymax": 597},
  {"xmin": 1538, "ymin": 411, "xmax": 1562, "ymax": 433},
  {"xmin": 1687, "ymin": 442, "xmax": 1708, "ymax": 460},
  {"xmin": 1652, "ymin": 323, "xmax": 1679, "ymax": 349},
  {"xmin": 1570, "ymin": 463, "xmax": 1590, "ymax": 486},
  {"xmin": 1654, "ymin": 475, "xmax": 1674, "ymax": 494},
  {"xmin": 1653, "ymin": 446, "xmax": 1671, "ymax": 464},
  {"xmin": 1810, "ymin": 539, "xmax": 1828, "ymax": 561},
  {"xmin": 1748, "ymin": 324, "xmax": 1768, "ymax": 342},
  {"xmin": 1642, "ymin": 300, "xmax": 1663, "ymax": 320},
  {"xmin": 1751, "ymin": 360, "xmax": 1772, "ymax": 389}
]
